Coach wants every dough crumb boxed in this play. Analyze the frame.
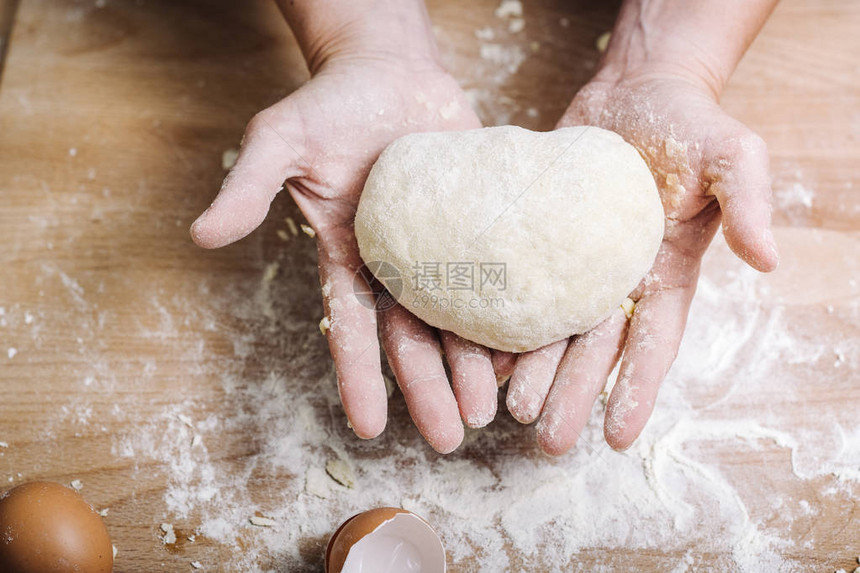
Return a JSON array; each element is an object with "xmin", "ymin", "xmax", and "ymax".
[
  {"xmin": 326, "ymin": 458, "xmax": 356, "ymax": 489},
  {"xmin": 285, "ymin": 217, "xmax": 299, "ymax": 237},
  {"xmin": 191, "ymin": 562, "xmax": 203, "ymax": 570},
  {"xmin": 319, "ymin": 317, "xmax": 330, "ymax": 336},
  {"xmin": 7, "ymin": 348, "xmax": 17, "ymax": 359},
  {"xmin": 300, "ymin": 223, "xmax": 316, "ymax": 238},
  {"xmin": 599, "ymin": 390, "xmax": 610, "ymax": 405},
  {"xmin": 161, "ymin": 523, "xmax": 177, "ymax": 545},
  {"xmin": 305, "ymin": 467, "xmax": 331, "ymax": 498},
  {"xmin": 112, "ymin": 545, "xmax": 117, "ymax": 558},
  {"xmin": 249, "ymin": 516, "xmax": 277, "ymax": 527},
  {"xmin": 262, "ymin": 262, "xmax": 279, "ymax": 283},
  {"xmin": 474, "ymin": 27, "xmax": 494, "ymax": 41},
  {"xmin": 383, "ymin": 374, "xmax": 396, "ymax": 398},
  {"xmin": 508, "ymin": 18, "xmax": 525, "ymax": 33},
  {"xmin": 221, "ymin": 148, "xmax": 239, "ymax": 171},
  {"xmin": 620, "ymin": 298, "xmax": 636, "ymax": 319},
  {"xmin": 664, "ymin": 137, "xmax": 687, "ymax": 160},
  {"xmin": 70, "ymin": 479, "xmax": 83, "ymax": 491},
  {"xmin": 99, "ymin": 508, "xmax": 109, "ymax": 517},
  {"xmin": 663, "ymin": 173, "xmax": 685, "ymax": 211},
  {"xmin": 177, "ymin": 414, "xmax": 194, "ymax": 428},
  {"xmin": 0, "ymin": 442, "xmax": 8, "ymax": 448},
  {"xmin": 276, "ymin": 229, "xmax": 289, "ymax": 241},
  {"xmin": 596, "ymin": 31, "xmax": 611, "ymax": 53}
]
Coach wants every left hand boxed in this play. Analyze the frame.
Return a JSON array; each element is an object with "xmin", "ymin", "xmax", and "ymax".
[{"xmin": 504, "ymin": 68, "xmax": 779, "ymax": 454}]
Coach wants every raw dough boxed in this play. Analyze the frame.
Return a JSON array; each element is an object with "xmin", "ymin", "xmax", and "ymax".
[{"xmin": 355, "ymin": 125, "xmax": 664, "ymax": 352}]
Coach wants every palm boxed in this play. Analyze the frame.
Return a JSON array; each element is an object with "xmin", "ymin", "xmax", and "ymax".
[
  {"xmin": 505, "ymin": 76, "xmax": 778, "ymax": 454},
  {"xmin": 192, "ymin": 59, "xmax": 502, "ymax": 453}
]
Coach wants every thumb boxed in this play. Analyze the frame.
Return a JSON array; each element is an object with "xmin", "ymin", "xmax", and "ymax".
[
  {"xmin": 190, "ymin": 107, "xmax": 306, "ymax": 249},
  {"xmin": 704, "ymin": 130, "xmax": 779, "ymax": 272}
]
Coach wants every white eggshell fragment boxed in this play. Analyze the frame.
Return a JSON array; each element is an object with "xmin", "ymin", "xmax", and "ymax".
[{"xmin": 326, "ymin": 508, "xmax": 445, "ymax": 573}]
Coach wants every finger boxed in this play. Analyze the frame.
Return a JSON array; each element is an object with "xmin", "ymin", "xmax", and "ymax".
[
  {"xmin": 604, "ymin": 284, "xmax": 697, "ymax": 451},
  {"xmin": 506, "ymin": 339, "xmax": 568, "ymax": 424},
  {"xmin": 704, "ymin": 130, "xmax": 779, "ymax": 272},
  {"xmin": 491, "ymin": 351, "xmax": 517, "ymax": 386},
  {"xmin": 380, "ymin": 305, "xmax": 463, "ymax": 454},
  {"xmin": 317, "ymin": 239, "xmax": 388, "ymax": 439},
  {"xmin": 190, "ymin": 106, "xmax": 305, "ymax": 248},
  {"xmin": 536, "ymin": 310, "xmax": 629, "ymax": 456},
  {"xmin": 439, "ymin": 332, "xmax": 498, "ymax": 428}
]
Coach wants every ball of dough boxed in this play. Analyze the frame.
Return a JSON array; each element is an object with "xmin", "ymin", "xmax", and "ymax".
[{"xmin": 355, "ymin": 125, "xmax": 664, "ymax": 353}]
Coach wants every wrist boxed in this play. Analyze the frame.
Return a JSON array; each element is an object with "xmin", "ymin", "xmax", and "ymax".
[
  {"xmin": 277, "ymin": 0, "xmax": 442, "ymax": 75},
  {"xmin": 594, "ymin": 58, "xmax": 725, "ymax": 102},
  {"xmin": 596, "ymin": 0, "xmax": 778, "ymax": 101},
  {"xmin": 596, "ymin": 27, "xmax": 729, "ymax": 100}
]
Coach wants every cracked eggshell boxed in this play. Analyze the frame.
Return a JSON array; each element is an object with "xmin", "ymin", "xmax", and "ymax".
[
  {"xmin": 325, "ymin": 507, "xmax": 446, "ymax": 573},
  {"xmin": 0, "ymin": 481, "xmax": 113, "ymax": 573}
]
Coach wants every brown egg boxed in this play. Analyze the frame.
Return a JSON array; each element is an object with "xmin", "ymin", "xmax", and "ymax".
[
  {"xmin": 326, "ymin": 507, "xmax": 446, "ymax": 573},
  {"xmin": 0, "ymin": 481, "xmax": 113, "ymax": 573}
]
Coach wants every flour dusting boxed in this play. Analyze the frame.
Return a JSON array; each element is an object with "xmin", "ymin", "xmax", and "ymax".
[{"xmin": 92, "ymin": 224, "xmax": 859, "ymax": 571}]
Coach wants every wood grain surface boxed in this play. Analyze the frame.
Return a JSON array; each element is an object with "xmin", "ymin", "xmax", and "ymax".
[{"xmin": 0, "ymin": 1, "xmax": 858, "ymax": 572}]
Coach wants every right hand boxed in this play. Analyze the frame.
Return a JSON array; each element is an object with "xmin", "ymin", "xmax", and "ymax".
[{"xmin": 190, "ymin": 46, "xmax": 506, "ymax": 453}]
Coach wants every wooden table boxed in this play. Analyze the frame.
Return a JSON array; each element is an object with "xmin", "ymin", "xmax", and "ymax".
[{"xmin": 1, "ymin": 1, "xmax": 858, "ymax": 571}]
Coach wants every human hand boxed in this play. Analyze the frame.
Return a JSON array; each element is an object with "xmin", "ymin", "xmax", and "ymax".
[
  {"xmin": 190, "ymin": 3, "xmax": 502, "ymax": 454},
  {"xmin": 505, "ymin": 0, "xmax": 780, "ymax": 454}
]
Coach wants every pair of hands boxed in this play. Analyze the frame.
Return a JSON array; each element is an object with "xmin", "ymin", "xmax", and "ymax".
[{"xmin": 191, "ymin": 5, "xmax": 778, "ymax": 455}]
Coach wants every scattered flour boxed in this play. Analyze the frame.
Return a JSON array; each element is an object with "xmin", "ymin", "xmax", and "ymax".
[
  {"xmin": 2, "ymin": 12, "xmax": 853, "ymax": 566},
  {"xmin": 494, "ymin": 0, "xmax": 523, "ymax": 20},
  {"xmin": 95, "ymin": 224, "xmax": 859, "ymax": 571},
  {"xmin": 451, "ymin": 0, "xmax": 532, "ymax": 125},
  {"xmin": 773, "ymin": 167, "xmax": 816, "ymax": 225},
  {"xmin": 478, "ymin": 44, "xmax": 527, "ymax": 76},
  {"xmin": 5, "ymin": 167, "xmax": 856, "ymax": 570}
]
